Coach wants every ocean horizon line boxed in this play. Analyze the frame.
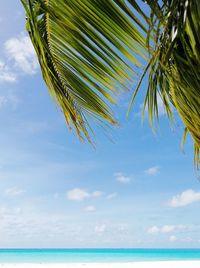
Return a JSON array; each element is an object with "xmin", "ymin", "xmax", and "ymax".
[{"xmin": 0, "ymin": 248, "xmax": 200, "ymax": 250}]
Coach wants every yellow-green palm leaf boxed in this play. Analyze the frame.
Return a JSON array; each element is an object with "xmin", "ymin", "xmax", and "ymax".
[
  {"xmin": 21, "ymin": 0, "xmax": 147, "ymax": 142},
  {"xmin": 138, "ymin": 0, "xmax": 200, "ymax": 168},
  {"xmin": 21, "ymin": 0, "xmax": 200, "ymax": 168}
]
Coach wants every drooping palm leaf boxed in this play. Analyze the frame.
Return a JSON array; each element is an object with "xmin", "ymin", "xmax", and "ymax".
[
  {"xmin": 21, "ymin": 0, "xmax": 200, "ymax": 168},
  {"xmin": 137, "ymin": 0, "xmax": 200, "ymax": 168},
  {"xmin": 21, "ymin": 0, "xmax": 147, "ymax": 142}
]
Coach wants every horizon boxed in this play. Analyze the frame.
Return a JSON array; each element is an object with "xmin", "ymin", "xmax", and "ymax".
[{"xmin": 0, "ymin": 248, "xmax": 200, "ymax": 249}]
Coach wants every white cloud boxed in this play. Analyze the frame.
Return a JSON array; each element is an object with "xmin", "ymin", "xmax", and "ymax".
[
  {"xmin": 147, "ymin": 226, "xmax": 159, "ymax": 234},
  {"xmin": 84, "ymin": 206, "xmax": 96, "ymax": 212},
  {"xmin": 4, "ymin": 34, "xmax": 38, "ymax": 75},
  {"xmin": 4, "ymin": 187, "xmax": 25, "ymax": 197},
  {"xmin": 0, "ymin": 34, "xmax": 39, "ymax": 84},
  {"xmin": 67, "ymin": 188, "xmax": 103, "ymax": 201},
  {"xmin": 67, "ymin": 188, "xmax": 90, "ymax": 201},
  {"xmin": 91, "ymin": 191, "xmax": 103, "ymax": 198},
  {"xmin": 161, "ymin": 225, "xmax": 175, "ymax": 233},
  {"xmin": 95, "ymin": 224, "xmax": 106, "ymax": 234},
  {"xmin": 114, "ymin": 172, "xmax": 131, "ymax": 184},
  {"xmin": 177, "ymin": 224, "xmax": 187, "ymax": 231},
  {"xmin": 0, "ymin": 203, "xmax": 134, "ymax": 247},
  {"xmin": 0, "ymin": 60, "xmax": 16, "ymax": 83},
  {"xmin": 182, "ymin": 237, "xmax": 193, "ymax": 242},
  {"xmin": 106, "ymin": 192, "xmax": 118, "ymax": 200},
  {"xmin": 147, "ymin": 224, "xmax": 187, "ymax": 235},
  {"xmin": 169, "ymin": 235, "xmax": 177, "ymax": 242},
  {"xmin": 145, "ymin": 166, "xmax": 160, "ymax": 176},
  {"xmin": 168, "ymin": 189, "xmax": 200, "ymax": 207},
  {"xmin": 0, "ymin": 204, "xmax": 85, "ymax": 247},
  {"xmin": 0, "ymin": 206, "xmax": 22, "ymax": 217},
  {"xmin": 0, "ymin": 92, "xmax": 19, "ymax": 110}
]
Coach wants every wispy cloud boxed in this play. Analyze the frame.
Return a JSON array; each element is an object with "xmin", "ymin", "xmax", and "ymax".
[
  {"xmin": 147, "ymin": 225, "xmax": 185, "ymax": 235},
  {"xmin": 4, "ymin": 187, "xmax": 26, "ymax": 197},
  {"xmin": 169, "ymin": 235, "xmax": 177, "ymax": 242},
  {"xmin": 95, "ymin": 224, "xmax": 106, "ymax": 234},
  {"xmin": 0, "ymin": 92, "xmax": 19, "ymax": 110},
  {"xmin": 4, "ymin": 34, "xmax": 38, "ymax": 75},
  {"xmin": 0, "ymin": 206, "xmax": 21, "ymax": 215},
  {"xmin": 0, "ymin": 33, "xmax": 38, "ymax": 84},
  {"xmin": 0, "ymin": 60, "xmax": 16, "ymax": 83},
  {"xmin": 67, "ymin": 188, "xmax": 90, "ymax": 201},
  {"xmin": 92, "ymin": 191, "xmax": 104, "ymax": 198},
  {"xmin": 84, "ymin": 205, "xmax": 96, "ymax": 212},
  {"xmin": 114, "ymin": 172, "xmax": 131, "ymax": 184},
  {"xmin": 161, "ymin": 225, "xmax": 176, "ymax": 233},
  {"xmin": 0, "ymin": 96, "xmax": 8, "ymax": 107},
  {"xmin": 168, "ymin": 189, "xmax": 200, "ymax": 207},
  {"xmin": 0, "ymin": 60, "xmax": 20, "ymax": 109},
  {"xmin": 0, "ymin": 204, "xmax": 85, "ymax": 247},
  {"xmin": 145, "ymin": 166, "xmax": 160, "ymax": 176},
  {"xmin": 106, "ymin": 192, "xmax": 118, "ymax": 200},
  {"xmin": 67, "ymin": 188, "xmax": 103, "ymax": 201},
  {"xmin": 147, "ymin": 226, "xmax": 159, "ymax": 234}
]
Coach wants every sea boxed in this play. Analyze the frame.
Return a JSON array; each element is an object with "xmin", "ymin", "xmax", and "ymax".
[{"xmin": 0, "ymin": 249, "xmax": 200, "ymax": 263}]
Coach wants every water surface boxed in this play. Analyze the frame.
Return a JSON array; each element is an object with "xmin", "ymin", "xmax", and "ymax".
[{"xmin": 0, "ymin": 248, "xmax": 200, "ymax": 263}]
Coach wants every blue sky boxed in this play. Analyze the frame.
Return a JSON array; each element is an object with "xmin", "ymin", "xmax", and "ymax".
[{"xmin": 0, "ymin": 1, "xmax": 200, "ymax": 248}]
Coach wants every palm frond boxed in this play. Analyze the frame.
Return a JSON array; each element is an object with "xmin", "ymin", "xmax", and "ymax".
[
  {"xmin": 21, "ymin": 0, "xmax": 147, "ymax": 142},
  {"xmin": 21, "ymin": 0, "xmax": 200, "ymax": 168},
  {"xmin": 130, "ymin": 0, "xmax": 200, "ymax": 168}
]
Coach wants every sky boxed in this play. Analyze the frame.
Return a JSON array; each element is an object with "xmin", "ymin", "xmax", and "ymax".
[{"xmin": 0, "ymin": 1, "xmax": 200, "ymax": 249}]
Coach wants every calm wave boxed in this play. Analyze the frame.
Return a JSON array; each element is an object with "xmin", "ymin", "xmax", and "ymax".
[{"xmin": 0, "ymin": 248, "xmax": 200, "ymax": 263}]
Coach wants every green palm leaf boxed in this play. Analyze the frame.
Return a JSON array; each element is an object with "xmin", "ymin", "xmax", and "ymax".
[
  {"xmin": 21, "ymin": 0, "xmax": 147, "ymax": 142},
  {"xmin": 21, "ymin": 0, "xmax": 200, "ymax": 168},
  {"xmin": 138, "ymin": 0, "xmax": 200, "ymax": 168}
]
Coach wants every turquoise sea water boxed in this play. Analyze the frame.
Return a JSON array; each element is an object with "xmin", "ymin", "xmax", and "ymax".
[{"xmin": 0, "ymin": 249, "xmax": 200, "ymax": 263}]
